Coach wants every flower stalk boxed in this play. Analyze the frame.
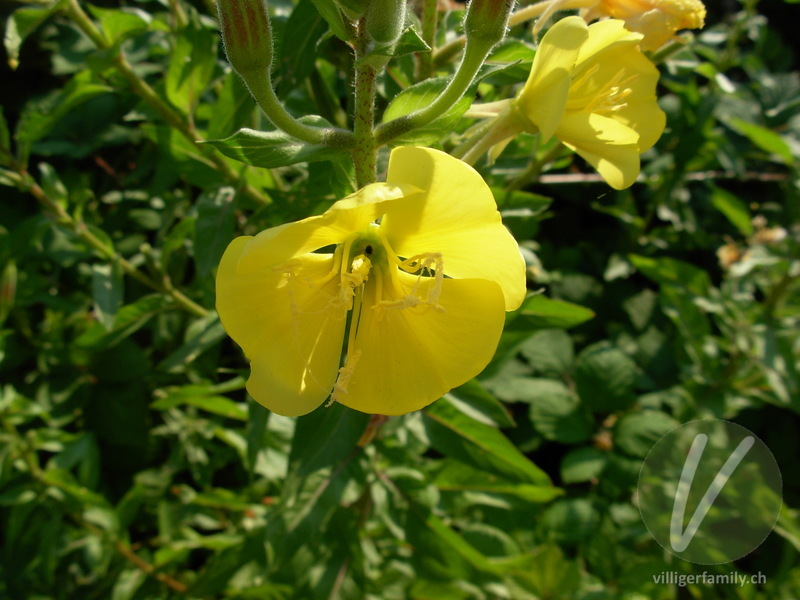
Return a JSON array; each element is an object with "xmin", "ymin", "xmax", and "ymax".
[
  {"xmin": 218, "ymin": 0, "xmax": 355, "ymax": 148},
  {"xmin": 353, "ymin": 17, "xmax": 379, "ymax": 187}
]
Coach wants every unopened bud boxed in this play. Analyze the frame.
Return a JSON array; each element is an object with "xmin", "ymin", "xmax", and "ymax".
[
  {"xmin": 365, "ymin": 0, "xmax": 406, "ymax": 46},
  {"xmin": 464, "ymin": 0, "xmax": 515, "ymax": 46},
  {"xmin": 217, "ymin": 0, "xmax": 274, "ymax": 77}
]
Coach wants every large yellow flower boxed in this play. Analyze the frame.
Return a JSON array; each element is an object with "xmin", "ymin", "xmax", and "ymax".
[
  {"xmin": 582, "ymin": 0, "xmax": 706, "ymax": 51},
  {"xmin": 514, "ymin": 16, "xmax": 666, "ymax": 190},
  {"xmin": 216, "ymin": 147, "xmax": 526, "ymax": 417}
]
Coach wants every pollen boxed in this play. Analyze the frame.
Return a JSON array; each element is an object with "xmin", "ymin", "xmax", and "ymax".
[
  {"xmin": 337, "ymin": 253, "xmax": 372, "ymax": 309},
  {"xmin": 377, "ymin": 252, "xmax": 445, "ymax": 313},
  {"xmin": 329, "ymin": 349, "xmax": 361, "ymax": 404}
]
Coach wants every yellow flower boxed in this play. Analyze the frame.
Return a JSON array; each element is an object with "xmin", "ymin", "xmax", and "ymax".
[
  {"xmin": 583, "ymin": 0, "xmax": 706, "ymax": 51},
  {"xmin": 216, "ymin": 147, "xmax": 526, "ymax": 417},
  {"xmin": 513, "ymin": 16, "xmax": 665, "ymax": 190}
]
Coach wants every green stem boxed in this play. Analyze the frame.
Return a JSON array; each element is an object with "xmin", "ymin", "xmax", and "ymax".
[
  {"xmin": 62, "ymin": 0, "xmax": 271, "ymax": 206},
  {"xmin": 375, "ymin": 39, "xmax": 491, "ymax": 147},
  {"xmin": 416, "ymin": 0, "xmax": 438, "ymax": 80},
  {"xmin": 352, "ymin": 18, "xmax": 378, "ymax": 187},
  {"xmin": 508, "ymin": 142, "xmax": 565, "ymax": 190},
  {"xmin": 432, "ymin": 0, "xmax": 595, "ymax": 67},
  {"xmin": 242, "ymin": 72, "xmax": 354, "ymax": 148}
]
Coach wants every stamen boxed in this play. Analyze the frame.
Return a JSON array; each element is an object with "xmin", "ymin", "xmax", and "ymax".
[
  {"xmin": 337, "ymin": 253, "xmax": 372, "ymax": 309},
  {"xmin": 568, "ymin": 65, "xmax": 639, "ymax": 115},
  {"xmin": 376, "ymin": 252, "xmax": 445, "ymax": 313},
  {"xmin": 329, "ymin": 349, "xmax": 361, "ymax": 405}
]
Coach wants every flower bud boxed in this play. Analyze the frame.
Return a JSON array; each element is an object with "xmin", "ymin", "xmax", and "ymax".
[
  {"xmin": 365, "ymin": 0, "xmax": 406, "ymax": 46},
  {"xmin": 217, "ymin": 0, "xmax": 274, "ymax": 77},
  {"xmin": 464, "ymin": 0, "xmax": 515, "ymax": 46}
]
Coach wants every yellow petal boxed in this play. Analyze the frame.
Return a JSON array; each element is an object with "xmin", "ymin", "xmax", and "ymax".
[
  {"xmin": 575, "ymin": 18, "xmax": 643, "ymax": 66},
  {"xmin": 516, "ymin": 16, "xmax": 589, "ymax": 141},
  {"xmin": 558, "ymin": 113, "xmax": 641, "ymax": 189},
  {"xmin": 336, "ymin": 272, "xmax": 506, "ymax": 415},
  {"xmin": 383, "ymin": 147, "xmax": 526, "ymax": 310},
  {"xmin": 236, "ymin": 182, "xmax": 419, "ymax": 274},
  {"xmin": 216, "ymin": 236, "xmax": 347, "ymax": 416}
]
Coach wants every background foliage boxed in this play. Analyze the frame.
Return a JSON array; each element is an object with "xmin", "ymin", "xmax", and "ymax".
[{"xmin": 1, "ymin": 0, "xmax": 799, "ymax": 598}]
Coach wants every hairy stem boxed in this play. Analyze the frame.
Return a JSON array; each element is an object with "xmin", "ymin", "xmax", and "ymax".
[
  {"xmin": 352, "ymin": 18, "xmax": 378, "ymax": 187},
  {"xmin": 375, "ymin": 40, "xmax": 491, "ymax": 147}
]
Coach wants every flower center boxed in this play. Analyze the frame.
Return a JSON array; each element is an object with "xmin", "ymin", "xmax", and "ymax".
[
  {"xmin": 567, "ymin": 63, "xmax": 637, "ymax": 116},
  {"xmin": 328, "ymin": 227, "xmax": 447, "ymax": 405}
]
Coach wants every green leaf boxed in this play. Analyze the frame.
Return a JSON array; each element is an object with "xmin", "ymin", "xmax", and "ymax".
[
  {"xmin": 519, "ymin": 328, "xmax": 574, "ymax": 377},
  {"xmin": 158, "ymin": 313, "xmax": 226, "ymax": 373},
  {"xmin": 15, "ymin": 71, "xmax": 112, "ymax": 145},
  {"xmin": 728, "ymin": 117, "xmax": 794, "ymax": 165},
  {"xmin": 528, "ymin": 379, "xmax": 594, "ymax": 443},
  {"xmin": 514, "ymin": 295, "xmax": 595, "ymax": 330},
  {"xmin": 160, "ymin": 216, "xmax": 196, "ymax": 270},
  {"xmin": 165, "ymin": 16, "xmax": 217, "ymax": 112},
  {"xmin": 194, "ymin": 187, "xmax": 236, "ymax": 276},
  {"xmin": 92, "ymin": 263, "xmax": 124, "ymax": 331},
  {"xmin": 709, "ymin": 185, "xmax": 753, "ymax": 236},
  {"xmin": 77, "ymin": 294, "xmax": 170, "ymax": 349},
  {"xmin": 628, "ymin": 254, "xmax": 711, "ymax": 296},
  {"xmin": 203, "ymin": 125, "xmax": 345, "ymax": 169},
  {"xmin": 0, "ymin": 106, "xmax": 10, "ymax": 159},
  {"xmin": 38, "ymin": 163, "xmax": 68, "ymax": 209},
  {"xmin": 434, "ymin": 461, "xmax": 563, "ymax": 503},
  {"xmin": 279, "ymin": 0, "xmax": 328, "ymax": 88},
  {"xmin": 560, "ymin": 446, "xmax": 608, "ymax": 484},
  {"xmin": 4, "ymin": 3, "xmax": 66, "ymax": 68},
  {"xmin": 360, "ymin": 26, "xmax": 430, "ymax": 67},
  {"xmin": 574, "ymin": 342, "xmax": 637, "ymax": 413},
  {"xmin": 207, "ymin": 73, "xmax": 256, "ymax": 141},
  {"xmin": 538, "ymin": 498, "xmax": 600, "ymax": 544},
  {"xmin": 87, "ymin": 5, "xmax": 150, "ymax": 45},
  {"xmin": 424, "ymin": 397, "xmax": 551, "ymax": 485},
  {"xmin": 246, "ymin": 400, "xmax": 270, "ymax": 479},
  {"xmin": 614, "ymin": 411, "xmax": 679, "ymax": 458},
  {"xmin": 382, "ymin": 77, "xmax": 474, "ymax": 145},
  {"xmin": 659, "ymin": 284, "xmax": 711, "ymax": 366},
  {"xmin": 151, "ymin": 392, "xmax": 248, "ymax": 421},
  {"xmin": 445, "ymin": 378, "xmax": 515, "ymax": 428},
  {"xmin": 84, "ymin": 224, "xmax": 115, "ymax": 257},
  {"xmin": 289, "ymin": 403, "xmax": 369, "ymax": 477},
  {"xmin": 401, "ymin": 488, "xmax": 503, "ymax": 578},
  {"xmin": 510, "ymin": 545, "xmax": 580, "ymax": 598},
  {"xmin": 309, "ymin": 0, "xmax": 351, "ymax": 41}
]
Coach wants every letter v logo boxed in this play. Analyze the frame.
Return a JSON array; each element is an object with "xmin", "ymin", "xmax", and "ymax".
[
  {"xmin": 638, "ymin": 420, "xmax": 781, "ymax": 564},
  {"xmin": 669, "ymin": 433, "xmax": 755, "ymax": 552}
]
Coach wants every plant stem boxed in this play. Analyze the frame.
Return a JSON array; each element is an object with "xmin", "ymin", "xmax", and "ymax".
[
  {"xmin": 417, "ymin": 0, "xmax": 438, "ymax": 80},
  {"xmin": 243, "ymin": 73, "xmax": 355, "ymax": 148},
  {"xmin": 62, "ymin": 0, "xmax": 271, "ymax": 206},
  {"xmin": 375, "ymin": 39, "xmax": 491, "ymax": 147},
  {"xmin": 432, "ymin": 0, "xmax": 595, "ymax": 67},
  {"xmin": 352, "ymin": 18, "xmax": 378, "ymax": 187},
  {"xmin": 9, "ymin": 167, "xmax": 209, "ymax": 318},
  {"xmin": 505, "ymin": 142, "xmax": 563, "ymax": 190}
]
